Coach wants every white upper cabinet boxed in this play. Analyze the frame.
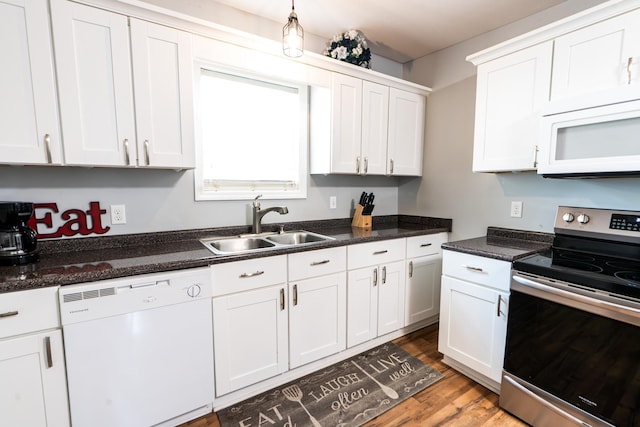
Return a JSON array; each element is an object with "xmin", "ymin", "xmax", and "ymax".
[
  {"xmin": 387, "ymin": 88, "xmax": 425, "ymax": 176},
  {"xmin": 130, "ymin": 19, "xmax": 194, "ymax": 169},
  {"xmin": 472, "ymin": 42, "xmax": 553, "ymax": 172},
  {"xmin": 551, "ymin": 8, "xmax": 640, "ymax": 101},
  {"xmin": 311, "ymin": 73, "xmax": 426, "ymax": 176},
  {"xmin": 50, "ymin": 0, "xmax": 194, "ymax": 168},
  {"xmin": 0, "ymin": 0, "xmax": 62, "ymax": 165},
  {"xmin": 51, "ymin": 0, "xmax": 135, "ymax": 167}
]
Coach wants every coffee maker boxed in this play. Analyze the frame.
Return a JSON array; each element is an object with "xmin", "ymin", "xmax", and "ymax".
[{"xmin": 0, "ymin": 202, "xmax": 38, "ymax": 266}]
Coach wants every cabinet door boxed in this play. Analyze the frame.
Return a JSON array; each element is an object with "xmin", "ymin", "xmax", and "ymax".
[
  {"xmin": 289, "ymin": 273, "xmax": 346, "ymax": 368},
  {"xmin": 130, "ymin": 20, "xmax": 195, "ymax": 169},
  {"xmin": 347, "ymin": 267, "xmax": 378, "ymax": 347},
  {"xmin": 51, "ymin": 0, "xmax": 136, "ymax": 166},
  {"xmin": 331, "ymin": 73, "xmax": 362, "ymax": 174},
  {"xmin": 406, "ymin": 254, "xmax": 442, "ymax": 325},
  {"xmin": 438, "ymin": 276, "xmax": 508, "ymax": 383},
  {"xmin": 0, "ymin": 330, "xmax": 70, "ymax": 427},
  {"xmin": 551, "ymin": 9, "xmax": 640, "ymax": 101},
  {"xmin": 377, "ymin": 260, "xmax": 406, "ymax": 336},
  {"xmin": 361, "ymin": 81, "xmax": 389, "ymax": 175},
  {"xmin": 0, "ymin": 0, "xmax": 61, "ymax": 165},
  {"xmin": 472, "ymin": 42, "xmax": 552, "ymax": 172},
  {"xmin": 387, "ymin": 88, "xmax": 425, "ymax": 176},
  {"xmin": 212, "ymin": 285, "xmax": 288, "ymax": 396}
]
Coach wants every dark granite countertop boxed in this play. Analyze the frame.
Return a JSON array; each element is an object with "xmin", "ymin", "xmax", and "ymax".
[
  {"xmin": 0, "ymin": 215, "xmax": 451, "ymax": 294},
  {"xmin": 441, "ymin": 227, "xmax": 553, "ymax": 262}
]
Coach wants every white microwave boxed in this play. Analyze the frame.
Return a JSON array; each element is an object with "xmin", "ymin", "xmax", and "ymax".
[{"xmin": 538, "ymin": 96, "xmax": 640, "ymax": 177}]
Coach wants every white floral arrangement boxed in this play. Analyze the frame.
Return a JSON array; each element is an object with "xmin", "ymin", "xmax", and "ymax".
[{"xmin": 323, "ymin": 29, "xmax": 372, "ymax": 69}]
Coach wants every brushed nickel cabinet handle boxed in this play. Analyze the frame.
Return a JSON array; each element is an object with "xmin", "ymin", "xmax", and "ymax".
[
  {"xmin": 389, "ymin": 158, "xmax": 394, "ymax": 174},
  {"xmin": 464, "ymin": 265, "xmax": 484, "ymax": 272},
  {"xmin": 293, "ymin": 284, "xmax": 298, "ymax": 306},
  {"xmin": 45, "ymin": 336, "xmax": 53, "ymax": 368},
  {"xmin": 280, "ymin": 288, "xmax": 285, "ymax": 310},
  {"xmin": 497, "ymin": 295, "xmax": 503, "ymax": 317},
  {"xmin": 356, "ymin": 156, "xmax": 361, "ymax": 174},
  {"xmin": 409, "ymin": 261, "xmax": 413, "ymax": 278},
  {"xmin": 144, "ymin": 139, "xmax": 150, "ymax": 165},
  {"xmin": 382, "ymin": 266, "xmax": 387, "ymax": 284},
  {"xmin": 420, "ymin": 243, "xmax": 432, "ymax": 248},
  {"xmin": 0, "ymin": 310, "xmax": 19, "ymax": 318},
  {"xmin": 44, "ymin": 134, "xmax": 52, "ymax": 163},
  {"xmin": 123, "ymin": 139, "xmax": 130, "ymax": 165},
  {"xmin": 373, "ymin": 267, "xmax": 378, "ymax": 286},
  {"xmin": 310, "ymin": 260, "xmax": 330, "ymax": 266},
  {"xmin": 627, "ymin": 57, "xmax": 633, "ymax": 85},
  {"xmin": 364, "ymin": 157, "xmax": 368, "ymax": 174},
  {"xmin": 239, "ymin": 270, "xmax": 264, "ymax": 278},
  {"xmin": 373, "ymin": 250, "xmax": 388, "ymax": 255}
]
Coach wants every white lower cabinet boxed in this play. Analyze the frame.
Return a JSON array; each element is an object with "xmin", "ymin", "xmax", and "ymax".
[
  {"xmin": 405, "ymin": 233, "xmax": 448, "ymax": 325},
  {"xmin": 347, "ymin": 239, "xmax": 406, "ymax": 347},
  {"xmin": 0, "ymin": 287, "xmax": 70, "ymax": 427},
  {"xmin": 211, "ymin": 256, "xmax": 288, "ymax": 396},
  {"xmin": 438, "ymin": 250, "xmax": 510, "ymax": 388}
]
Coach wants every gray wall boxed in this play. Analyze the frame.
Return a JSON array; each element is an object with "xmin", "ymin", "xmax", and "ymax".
[{"xmin": 400, "ymin": 0, "xmax": 640, "ymax": 241}]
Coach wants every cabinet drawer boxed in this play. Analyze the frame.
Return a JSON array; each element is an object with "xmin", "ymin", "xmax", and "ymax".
[
  {"xmin": 211, "ymin": 255, "xmax": 286, "ymax": 296},
  {"xmin": 288, "ymin": 246, "xmax": 346, "ymax": 281},
  {"xmin": 0, "ymin": 287, "xmax": 60, "ymax": 339},
  {"xmin": 442, "ymin": 250, "xmax": 511, "ymax": 292},
  {"xmin": 348, "ymin": 238, "xmax": 406, "ymax": 270},
  {"xmin": 406, "ymin": 233, "xmax": 447, "ymax": 258}
]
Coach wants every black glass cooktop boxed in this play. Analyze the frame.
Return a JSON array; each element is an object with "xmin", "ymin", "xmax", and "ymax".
[{"xmin": 514, "ymin": 235, "xmax": 640, "ymax": 302}]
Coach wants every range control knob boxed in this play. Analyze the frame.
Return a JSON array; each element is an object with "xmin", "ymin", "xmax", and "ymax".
[
  {"xmin": 562, "ymin": 213, "xmax": 575, "ymax": 223},
  {"xmin": 187, "ymin": 284, "xmax": 201, "ymax": 298},
  {"xmin": 577, "ymin": 214, "xmax": 590, "ymax": 224}
]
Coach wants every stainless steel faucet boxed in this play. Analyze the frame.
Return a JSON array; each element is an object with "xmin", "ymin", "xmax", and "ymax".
[{"xmin": 252, "ymin": 195, "xmax": 289, "ymax": 234}]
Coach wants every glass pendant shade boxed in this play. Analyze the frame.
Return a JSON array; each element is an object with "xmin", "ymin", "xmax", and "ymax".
[{"xmin": 283, "ymin": 3, "xmax": 303, "ymax": 57}]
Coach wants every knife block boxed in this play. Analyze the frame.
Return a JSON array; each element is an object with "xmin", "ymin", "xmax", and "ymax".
[{"xmin": 351, "ymin": 205, "xmax": 372, "ymax": 229}]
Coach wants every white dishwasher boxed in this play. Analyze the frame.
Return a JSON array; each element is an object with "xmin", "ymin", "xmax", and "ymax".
[{"xmin": 59, "ymin": 267, "xmax": 214, "ymax": 427}]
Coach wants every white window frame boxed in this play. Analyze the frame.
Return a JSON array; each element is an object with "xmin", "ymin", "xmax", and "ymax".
[{"xmin": 193, "ymin": 62, "xmax": 308, "ymax": 201}]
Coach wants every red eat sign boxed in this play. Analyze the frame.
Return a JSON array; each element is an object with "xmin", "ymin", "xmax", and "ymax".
[{"xmin": 27, "ymin": 201, "xmax": 111, "ymax": 239}]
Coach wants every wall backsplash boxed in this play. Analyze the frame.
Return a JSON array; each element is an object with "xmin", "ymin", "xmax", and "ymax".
[{"xmin": 0, "ymin": 166, "xmax": 403, "ymax": 237}]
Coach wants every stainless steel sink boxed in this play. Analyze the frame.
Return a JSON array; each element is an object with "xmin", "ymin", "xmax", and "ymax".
[
  {"xmin": 264, "ymin": 230, "xmax": 331, "ymax": 245},
  {"xmin": 200, "ymin": 230, "xmax": 333, "ymax": 255}
]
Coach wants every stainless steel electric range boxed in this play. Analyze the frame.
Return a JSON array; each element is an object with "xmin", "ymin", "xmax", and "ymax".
[{"xmin": 501, "ymin": 206, "xmax": 640, "ymax": 427}]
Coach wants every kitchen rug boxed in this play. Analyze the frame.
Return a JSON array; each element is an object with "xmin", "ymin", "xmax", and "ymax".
[{"xmin": 217, "ymin": 342, "xmax": 443, "ymax": 427}]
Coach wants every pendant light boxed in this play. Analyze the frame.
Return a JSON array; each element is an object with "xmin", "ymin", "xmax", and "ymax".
[{"xmin": 283, "ymin": 0, "xmax": 304, "ymax": 57}]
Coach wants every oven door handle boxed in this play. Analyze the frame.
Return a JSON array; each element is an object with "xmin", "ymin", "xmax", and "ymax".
[{"xmin": 513, "ymin": 275, "xmax": 640, "ymax": 318}]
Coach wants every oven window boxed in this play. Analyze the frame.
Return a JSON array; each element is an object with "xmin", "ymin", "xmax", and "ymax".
[{"xmin": 504, "ymin": 290, "xmax": 640, "ymax": 426}]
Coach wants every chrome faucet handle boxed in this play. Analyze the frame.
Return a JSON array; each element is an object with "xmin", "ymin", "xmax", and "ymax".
[{"xmin": 253, "ymin": 194, "xmax": 263, "ymax": 207}]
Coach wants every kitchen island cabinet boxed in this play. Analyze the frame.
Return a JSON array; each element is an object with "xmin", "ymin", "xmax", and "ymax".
[
  {"xmin": 0, "ymin": 0, "xmax": 61, "ymax": 165},
  {"xmin": 0, "ymin": 287, "xmax": 70, "ymax": 427}
]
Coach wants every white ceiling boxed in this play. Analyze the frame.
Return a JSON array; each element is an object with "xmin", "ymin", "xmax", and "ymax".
[{"xmin": 208, "ymin": 0, "xmax": 568, "ymax": 63}]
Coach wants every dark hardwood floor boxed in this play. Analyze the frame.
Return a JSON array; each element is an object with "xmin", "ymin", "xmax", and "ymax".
[{"xmin": 182, "ymin": 323, "xmax": 527, "ymax": 427}]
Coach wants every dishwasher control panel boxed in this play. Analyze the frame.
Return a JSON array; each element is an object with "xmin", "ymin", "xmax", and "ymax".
[{"xmin": 58, "ymin": 267, "xmax": 212, "ymax": 325}]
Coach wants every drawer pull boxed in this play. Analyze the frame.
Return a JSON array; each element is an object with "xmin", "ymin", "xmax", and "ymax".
[
  {"xmin": 409, "ymin": 261, "xmax": 413, "ymax": 278},
  {"xmin": 373, "ymin": 250, "xmax": 388, "ymax": 255},
  {"xmin": 0, "ymin": 310, "xmax": 19, "ymax": 318},
  {"xmin": 464, "ymin": 265, "xmax": 484, "ymax": 273},
  {"xmin": 373, "ymin": 268, "xmax": 378, "ymax": 287},
  {"xmin": 280, "ymin": 288, "xmax": 285, "ymax": 310},
  {"xmin": 420, "ymin": 243, "xmax": 432, "ymax": 247},
  {"xmin": 45, "ymin": 336, "xmax": 53, "ymax": 368},
  {"xmin": 497, "ymin": 295, "xmax": 504, "ymax": 317},
  {"xmin": 310, "ymin": 259, "xmax": 330, "ymax": 266},
  {"xmin": 382, "ymin": 266, "xmax": 387, "ymax": 284},
  {"xmin": 293, "ymin": 284, "xmax": 298, "ymax": 306},
  {"xmin": 239, "ymin": 270, "xmax": 265, "ymax": 278}
]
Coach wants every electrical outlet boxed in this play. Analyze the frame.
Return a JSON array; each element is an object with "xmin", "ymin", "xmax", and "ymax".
[
  {"xmin": 110, "ymin": 204, "xmax": 127, "ymax": 224},
  {"xmin": 329, "ymin": 196, "xmax": 337, "ymax": 209},
  {"xmin": 510, "ymin": 201, "xmax": 523, "ymax": 218}
]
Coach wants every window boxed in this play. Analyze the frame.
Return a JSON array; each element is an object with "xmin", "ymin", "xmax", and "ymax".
[{"xmin": 194, "ymin": 67, "xmax": 308, "ymax": 200}]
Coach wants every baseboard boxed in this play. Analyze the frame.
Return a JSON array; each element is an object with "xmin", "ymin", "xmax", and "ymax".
[{"xmin": 441, "ymin": 355, "xmax": 501, "ymax": 394}]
